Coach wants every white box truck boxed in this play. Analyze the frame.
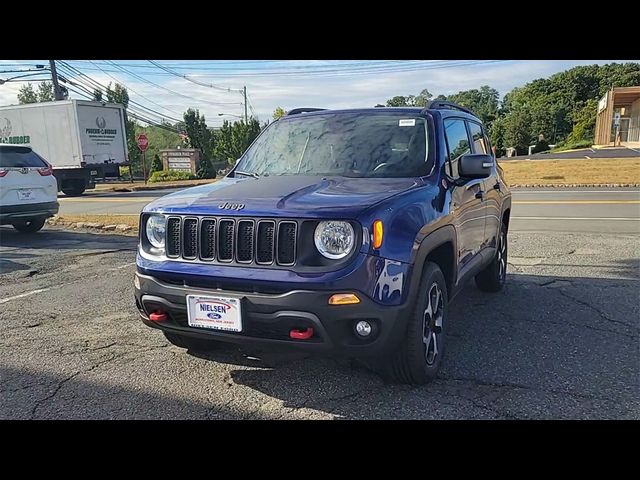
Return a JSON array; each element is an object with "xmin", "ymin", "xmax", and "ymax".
[{"xmin": 0, "ymin": 100, "xmax": 129, "ymax": 196}]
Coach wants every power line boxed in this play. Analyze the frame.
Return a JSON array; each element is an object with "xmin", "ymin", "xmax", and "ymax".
[
  {"xmin": 87, "ymin": 60, "xmax": 184, "ymax": 117},
  {"xmin": 102, "ymin": 60, "xmax": 243, "ymax": 107},
  {"xmin": 57, "ymin": 61, "xmax": 183, "ymax": 124},
  {"xmin": 65, "ymin": 60, "xmax": 507, "ymax": 78},
  {"xmin": 148, "ymin": 60, "xmax": 240, "ymax": 92}
]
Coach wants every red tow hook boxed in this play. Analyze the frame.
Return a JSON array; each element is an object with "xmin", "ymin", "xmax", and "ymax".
[
  {"xmin": 149, "ymin": 311, "xmax": 168, "ymax": 322},
  {"xmin": 290, "ymin": 327, "xmax": 314, "ymax": 340}
]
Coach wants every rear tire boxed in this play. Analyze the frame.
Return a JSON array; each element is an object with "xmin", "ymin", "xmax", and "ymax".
[
  {"xmin": 12, "ymin": 218, "xmax": 46, "ymax": 233},
  {"xmin": 163, "ymin": 332, "xmax": 216, "ymax": 352},
  {"xmin": 475, "ymin": 224, "xmax": 508, "ymax": 292},
  {"xmin": 62, "ymin": 181, "xmax": 86, "ymax": 196},
  {"xmin": 384, "ymin": 261, "xmax": 448, "ymax": 385}
]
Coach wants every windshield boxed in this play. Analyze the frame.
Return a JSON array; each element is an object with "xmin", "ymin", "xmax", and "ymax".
[
  {"xmin": 236, "ymin": 113, "xmax": 432, "ymax": 178},
  {"xmin": 0, "ymin": 147, "xmax": 47, "ymax": 168}
]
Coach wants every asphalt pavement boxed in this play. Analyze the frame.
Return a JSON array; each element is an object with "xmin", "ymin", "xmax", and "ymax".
[{"xmin": 0, "ymin": 204, "xmax": 638, "ymax": 419}]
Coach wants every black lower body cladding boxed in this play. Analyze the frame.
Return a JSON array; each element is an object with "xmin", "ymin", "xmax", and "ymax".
[{"xmin": 134, "ymin": 272, "xmax": 413, "ymax": 357}]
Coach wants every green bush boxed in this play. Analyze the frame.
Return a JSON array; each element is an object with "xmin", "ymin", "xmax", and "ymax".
[
  {"xmin": 149, "ymin": 170, "xmax": 196, "ymax": 183},
  {"xmin": 550, "ymin": 139, "xmax": 593, "ymax": 152}
]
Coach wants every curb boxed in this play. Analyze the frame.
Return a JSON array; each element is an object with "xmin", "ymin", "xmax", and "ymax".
[
  {"xmin": 46, "ymin": 218, "xmax": 138, "ymax": 236},
  {"xmin": 97, "ymin": 180, "xmax": 214, "ymax": 193},
  {"xmin": 509, "ymin": 183, "xmax": 640, "ymax": 188}
]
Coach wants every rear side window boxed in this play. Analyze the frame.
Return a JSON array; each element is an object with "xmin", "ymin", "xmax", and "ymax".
[
  {"xmin": 443, "ymin": 119, "xmax": 471, "ymax": 178},
  {"xmin": 468, "ymin": 122, "xmax": 489, "ymax": 154},
  {"xmin": 0, "ymin": 147, "xmax": 47, "ymax": 168}
]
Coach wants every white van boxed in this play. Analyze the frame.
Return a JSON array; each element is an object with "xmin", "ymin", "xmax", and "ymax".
[{"xmin": 0, "ymin": 144, "xmax": 59, "ymax": 233}]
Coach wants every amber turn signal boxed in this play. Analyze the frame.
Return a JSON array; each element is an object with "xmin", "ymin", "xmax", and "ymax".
[
  {"xmin": 328, "ymin": 293, "xmax": 361, "ymax": 305},
  {"xmin": 373, "ymin": 220, "xmax": 384, "ymax": 249}
]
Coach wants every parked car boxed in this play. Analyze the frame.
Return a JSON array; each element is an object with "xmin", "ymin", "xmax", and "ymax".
[
  {"xmin": 0, "ymin": 145, "xmax": 59, "ymax": 233},
  {"xmin": 134, "ymin": 102, "xmax": 512, "ymax": 384}
]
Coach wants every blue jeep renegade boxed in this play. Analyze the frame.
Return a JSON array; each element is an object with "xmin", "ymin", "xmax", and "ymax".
[{"xmin": 134, "ymin": 102, "xmax": 511, "ymax": 384}]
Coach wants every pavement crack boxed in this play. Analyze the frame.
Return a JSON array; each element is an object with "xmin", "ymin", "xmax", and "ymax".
[
  {"xmin": 556, "ymin": 289, "xmax": 639, "ymax": 331},
  {"xmin": 29, "ymin": 352, "xmax": 129, "ymax": 419},
  {"xmin": 514, "ymin": 315, "xmax": 638, "ymax": 341},
  {"xmin": 440, "ymin": 376, "xmax": 605, "ymax": 402}
]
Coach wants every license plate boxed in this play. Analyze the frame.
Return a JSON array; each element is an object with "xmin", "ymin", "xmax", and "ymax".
[
  {"xmin": 18, "ymin": 189, "xmax": 34, "ymax": 201},
  {"xmin": 186, "ymin": 294, "xmax": 242, "ymax": 332}
]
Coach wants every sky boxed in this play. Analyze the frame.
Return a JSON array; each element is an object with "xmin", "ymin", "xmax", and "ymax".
[{"xmin": 0, "ymin": 60, "xmax": 636, "ymax": 128}]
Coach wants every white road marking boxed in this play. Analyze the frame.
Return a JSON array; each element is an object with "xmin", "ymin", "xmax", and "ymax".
[
  {"xmin": 512, "ymin": 216, "xmax": 640, "ymax": 221},
  {"xmin": 0, "ymin": 288, "xmax": 51, "ymax": 305}
]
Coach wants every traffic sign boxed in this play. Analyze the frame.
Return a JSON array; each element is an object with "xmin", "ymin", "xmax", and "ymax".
[{"xmin": 137, "ymin": 133, "xmax": 149, "ymax": 152}]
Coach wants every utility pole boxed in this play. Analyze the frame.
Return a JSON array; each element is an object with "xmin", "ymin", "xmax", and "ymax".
[
  {"xmin": 49, "ymin": 60, "xmax": 64, "ymax": 101},
  {"xmin": 243, "ymin": 86, "xmax": 248, "ymax": 123}
]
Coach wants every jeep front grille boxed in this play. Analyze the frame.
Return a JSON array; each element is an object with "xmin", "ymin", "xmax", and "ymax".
[{"xmin": 164, "ymin": 216, "xmax": 297, "ymax": 267}]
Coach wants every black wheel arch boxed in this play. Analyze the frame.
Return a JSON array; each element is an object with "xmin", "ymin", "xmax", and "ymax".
[{"xmin": 408, "ymin": 225, "xmax": 457, "ymax": 302}]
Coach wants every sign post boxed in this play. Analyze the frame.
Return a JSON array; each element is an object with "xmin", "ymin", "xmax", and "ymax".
[{"xmin": 137, "ymin": 133, "xmax": 149, "ymax": 184}]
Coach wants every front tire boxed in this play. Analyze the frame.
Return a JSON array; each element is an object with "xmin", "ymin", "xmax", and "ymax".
[
  {"xmin": 385, "ymin": 261, "xmax": 448, "ymax": 385},
  {"xmin": 12, "ymin": 218, "xmax": 46, "ymax": 233},
  {"xmin": 475, "ymin": 225, "xmax": 508, "ymax": 292}
]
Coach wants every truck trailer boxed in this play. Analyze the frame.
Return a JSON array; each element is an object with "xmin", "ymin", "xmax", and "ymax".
[{"xmin": 0, "ymin": 100, "xmax": 129, "ymax": 196}]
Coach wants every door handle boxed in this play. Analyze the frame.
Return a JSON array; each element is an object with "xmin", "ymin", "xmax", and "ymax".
[{"xmin": 475, "ymin": 190, "xmax": 484, "ymax": 200}]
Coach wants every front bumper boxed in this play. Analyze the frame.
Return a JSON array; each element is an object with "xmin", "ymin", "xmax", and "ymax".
[
  {"xmin": 0, "ymin": 201, "xmax": 59, "ymax": 224},
  {"xmin": 134, "ymin": 272, "xmax": 412, "ymax": 356}
]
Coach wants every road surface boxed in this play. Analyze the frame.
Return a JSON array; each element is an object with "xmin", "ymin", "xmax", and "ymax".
[
  {"xmin": 0, "ymin": 226, "xmax": 637, "ymax": 419},
  {"xmin": 500, "ymin": 146, "xmax": 640, "ymax": 161},
  {"xmin": 58, "ymin": 187, "xmax": 640, "ymax": 234}
]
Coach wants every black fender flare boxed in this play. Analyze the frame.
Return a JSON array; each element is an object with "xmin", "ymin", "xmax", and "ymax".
[{"xmin": 407, "ymin": 224, "xmax": 457, "ymax": 300}]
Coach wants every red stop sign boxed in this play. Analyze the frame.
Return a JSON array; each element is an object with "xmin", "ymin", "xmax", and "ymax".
[{"xmin": 137, "ymin": 134, "xmax": 149, "ymax": 152}]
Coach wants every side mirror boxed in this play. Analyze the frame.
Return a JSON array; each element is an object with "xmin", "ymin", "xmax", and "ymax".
[{"xmin": 459, "ymin": 153, "xmax": 493, "ymax": 179}]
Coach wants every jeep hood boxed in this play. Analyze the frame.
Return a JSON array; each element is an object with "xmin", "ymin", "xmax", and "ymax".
[{"xmin": 143, "ymin": 175, "xmax": 424, "ymax": 218}]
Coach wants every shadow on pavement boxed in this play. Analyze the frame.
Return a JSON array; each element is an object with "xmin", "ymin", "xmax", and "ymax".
[
  {"xmin": 188, "ymin": 271, "xmax": 639, "ymax": 419},
  {"xmin": 0, "ymin": 366, "xmax": 244, "ymax": 420},
  {"xmin": 0, "ymin": 226, "xmax": 137, "ymax": 252}
]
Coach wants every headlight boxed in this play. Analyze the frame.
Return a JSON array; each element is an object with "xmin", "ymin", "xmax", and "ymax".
[
  {"xmin": 314, "ymin": 221, "xmax": 355, "ymax": 259},
  {"xmin": 145, "ymin": 215, "xmax": 166, "ymax": 249}
]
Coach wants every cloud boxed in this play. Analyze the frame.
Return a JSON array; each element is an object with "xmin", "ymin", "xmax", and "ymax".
[{"xmin": 1, "ymin": 60, "xmax": 636, "ymax": 126}]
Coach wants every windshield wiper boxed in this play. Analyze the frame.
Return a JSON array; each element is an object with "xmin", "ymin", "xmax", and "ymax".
[{"xmin": 235, "ymin": 170, "xmax": 260, "ymax": 178}]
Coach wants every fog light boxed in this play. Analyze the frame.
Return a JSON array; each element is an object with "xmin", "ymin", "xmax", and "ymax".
[
  {"xmin": 134, "ymin": 273, "xmax": 141, "ymax": 290},
  {"xmin": 355, "ymin": 320, "xmax": 372, "ymax": 337}
]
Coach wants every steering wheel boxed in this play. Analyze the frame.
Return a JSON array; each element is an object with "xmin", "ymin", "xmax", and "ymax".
[{"xmin": 373, "ymin": 162, "xmax": 388, "ymax": 172}]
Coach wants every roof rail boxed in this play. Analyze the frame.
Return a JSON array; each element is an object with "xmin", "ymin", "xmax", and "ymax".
[
  {"xmin": 286, "ymin": 108, "xmax": 327, "ymax": 116},
  {"xmin": 422, "ymin": 100, "xmax": 474, "ymax": 116}
]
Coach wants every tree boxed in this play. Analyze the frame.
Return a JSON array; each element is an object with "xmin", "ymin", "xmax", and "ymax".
[
  {"xmin": 212, "ymin": 118, "xmax": 262, "ymax": 166},
  {"xmin": 183, "ymin": 108, "xmax": 213, "ymax": 157},
  {"xmin": 16, "ymin": 82, "xmax": 55, "ymax": 104},
  {"xmin": 443, "ymin": 85, "xmax": 500, "ymax": 127},
  {"xmin": 17, "ymin": 84, "xmax": 38, "ymax": 104},
  {"xmin": 104, "ymin": 82, "xmax": 138, "ymax": 178},
  {"xmin": 273, "ymin": 107, "xmax": 287, "ymax": 120},
  {"xmin": 37, "ymin": 82, "xmax": 54, "ymax": 102},
  {"xmin": 92, "ymin": 89, "xmax": 103, "ymax": 102},
  {"xmin": 385, "ymin": 89, "xmax": 432, "ymax": 107},
  {"xmin": 197, "ymin": 156, "xmax": 216, "ymax": 179},
  {"xmin": 151, "ymin": 154, "xmax": 163, "ymax": 173},
  {"xmin": 503, "ymin": 109, "xmax": 532, "ymax": 155}
]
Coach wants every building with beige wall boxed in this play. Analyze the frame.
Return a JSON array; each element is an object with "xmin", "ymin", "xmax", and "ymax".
[{"xmin": 594, "ymin": 86, "xmax": 640, "ymax": 147}]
